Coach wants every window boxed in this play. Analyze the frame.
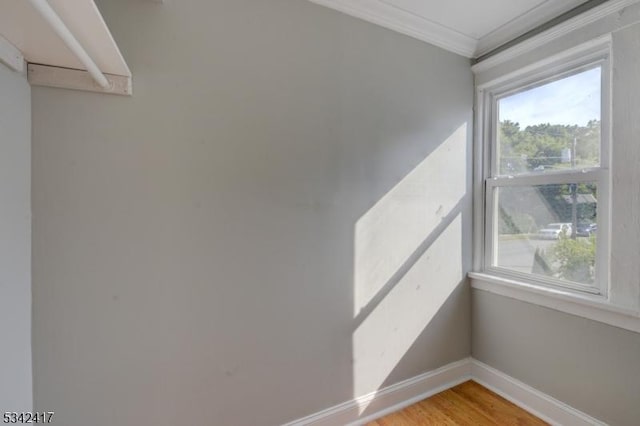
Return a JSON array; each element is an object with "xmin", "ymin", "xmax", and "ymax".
[
  {"xmin": 478, "ymin": 50, "xmax": 610, "ymax": 296},
  {"xmin": 471, "ymin": 25, "xmax": 640, "ymax": 332}
]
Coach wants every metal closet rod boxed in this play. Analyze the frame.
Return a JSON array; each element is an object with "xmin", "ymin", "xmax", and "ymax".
[{"xmin": 27, "ymin": 0, "xmax": 110, "ymax": 89}]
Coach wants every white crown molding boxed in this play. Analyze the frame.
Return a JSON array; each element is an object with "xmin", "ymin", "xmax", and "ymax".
[
  {"xmin": 306, "ymin": 1, "xmax": 614, "ymax": 59},
  {"xmin": 475, "ymin": 0, "xmax": 587, "ymax": 58},
  {"xmin": 27, "ymin": 63, "xmax": 132, "ymax": 96},
  {"xmin": 0, "ymin": 34, "xmax": 25, "ymax": 73},
  {"xmin": 473, "ymin": 0, "xmax": 640, "ymax": 73},
  {"xmin": 306, "ymin": 0, "xmax": 477, "ymax": 57},
  {"xmin": 283, "ymin": 357, "xmax": 606, "ymax": 425}
]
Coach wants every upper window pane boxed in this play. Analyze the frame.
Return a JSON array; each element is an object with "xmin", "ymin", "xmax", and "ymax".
[{"xmin": 497, "ymin": 67, "xmax": 601, "ymax": 175}]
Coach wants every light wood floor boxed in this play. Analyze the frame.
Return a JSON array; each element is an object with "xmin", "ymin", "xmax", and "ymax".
[{"xmin": 367, "ymin": 381, "xmax": 548, "ymax": 425}]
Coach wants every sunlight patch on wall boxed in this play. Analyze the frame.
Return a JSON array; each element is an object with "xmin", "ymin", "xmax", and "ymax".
[
  {"xmin": 353, "ymin": 124, "xmax": 467, "ymax": 315},
  {"xmin": 352, "ymin": 213, "xmax": 463, "ymax": 399}
]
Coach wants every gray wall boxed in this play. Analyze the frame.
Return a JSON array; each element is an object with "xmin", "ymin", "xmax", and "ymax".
[
  {"xmin": 472, "ymin": 290, "xmax": 640, "ymax": 426},
  {"xmin": 0, "ymin": 63, "xmax": 32, "ymax": 411},
  {"xmin": 31, "ymin": 1, "xmax": 473, "ymax": 425}
]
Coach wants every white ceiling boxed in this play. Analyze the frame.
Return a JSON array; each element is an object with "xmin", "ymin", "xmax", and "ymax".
[
  {"xmin": 308, "ymin": 0, "xmax": 589, "ymax": 57},
  {"xmin": 0, "ymin": 0, "xmax": 129, "ymax": 76}
]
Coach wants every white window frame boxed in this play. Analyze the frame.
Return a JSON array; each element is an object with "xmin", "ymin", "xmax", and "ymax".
[{"xmin": 473, "ymin": 38, "xmax": 613, "ymax": 301}]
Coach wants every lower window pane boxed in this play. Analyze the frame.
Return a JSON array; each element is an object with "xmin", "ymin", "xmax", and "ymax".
[{"xmin": 495, "ymin": 183, "xmax": 598, "ymax": 287}]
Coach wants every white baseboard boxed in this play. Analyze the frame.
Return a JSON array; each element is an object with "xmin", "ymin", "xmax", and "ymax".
[
  {"xmin": 471, "ymin": 359, "xmax": 606, "ymax": 426},
  {"xmin": 282, "ymin": 357, "xmax": 472, "ymax": 426},
  {"xmin": 283, "ymin": 357, "xmax": 606, "ymax": 426}
]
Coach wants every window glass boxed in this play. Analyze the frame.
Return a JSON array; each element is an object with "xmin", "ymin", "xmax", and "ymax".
[
  {"xmin": 495, "ymin": 183, "xmax": 598, "ymax": 287},
  {"xmin": 497, "ymin": 67, "xmax": 601, "ymax": 175}
]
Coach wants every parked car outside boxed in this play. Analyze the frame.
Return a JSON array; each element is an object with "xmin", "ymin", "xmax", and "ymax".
[
  {"xmin": 537, "ymin": 223, "xmax": 572, "ymax": 239},
  {"xmin": 577, "ymin": 223, "xmax": 597, "ymax": 237}
]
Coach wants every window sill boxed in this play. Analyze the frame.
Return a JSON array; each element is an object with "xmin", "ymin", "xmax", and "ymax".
[{"xmin": 469, "ymin": 272, "xmax": 640, "ymax": 334}]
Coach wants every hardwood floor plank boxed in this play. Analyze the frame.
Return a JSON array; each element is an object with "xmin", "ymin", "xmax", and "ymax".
[
  {"xmin": 422, "ymin": 391, "xmax": 498, "ymax": 425},
  {"xmin": 366, "ymin": 381, "xmax": 549, "ymax": 425},
  {"xmin": 405, "ymin": 399, "xmax": 460, "ymax": 425},
  {"xmin": 450, "ymin": 381, "xmax": 547, "ymax": 425}
]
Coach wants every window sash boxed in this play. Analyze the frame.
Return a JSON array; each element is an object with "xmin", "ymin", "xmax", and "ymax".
[
  {"xmin": 486, "ymin": 169, "xmax": 603, "ymax": 188},
  {"xmin": 484, "ymin": 53, "xmax": 611, "ymax": 181},
  {"xmin": 480, "ymin": 52, "xmax": 611, "ymax": 296},
  {"xmin": 484, "ymin": 175, "xmax": 606, "ymax": 295}
]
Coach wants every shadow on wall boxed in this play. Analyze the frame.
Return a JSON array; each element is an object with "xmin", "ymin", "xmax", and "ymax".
[{"xmin": 352, "ymin": 123, "xmax": 471, "ymax": 410}]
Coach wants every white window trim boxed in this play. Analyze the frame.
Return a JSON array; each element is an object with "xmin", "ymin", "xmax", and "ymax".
[
  {"xmin": 471, "ymin": 34, "xmax": 640, "ymax": 332},
  {"xmin": 488, "ymin": 60, "xmax": 609, "ymax": 296},
  {"xmin": 477, "ymin": 37, "xmax": 611, "ymax": 294},
  {"xmin": 469, "ymin": 272, "xmax": 640, "ymax": 333}
]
